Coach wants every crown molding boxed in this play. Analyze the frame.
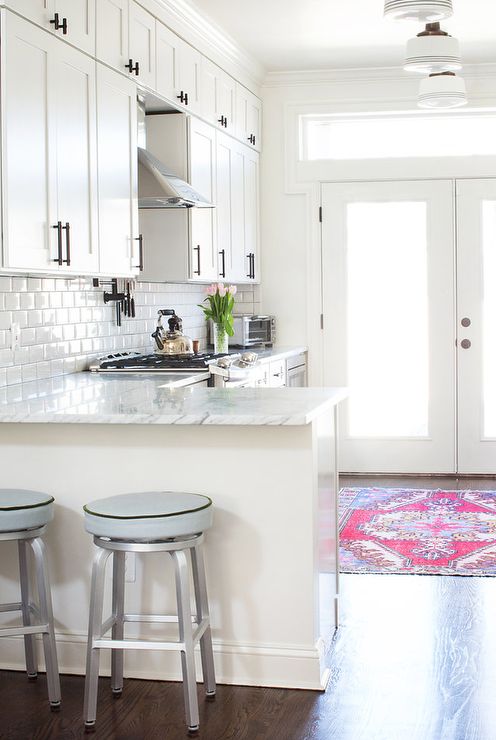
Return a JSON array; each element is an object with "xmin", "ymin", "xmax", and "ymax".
[
  {"xmin": 263, "ymin": 62, "xmax": 496, "ymax": 88},
  {"xmin": 137, "ymin": 0, "xmax": 265, "ymax": 92}
]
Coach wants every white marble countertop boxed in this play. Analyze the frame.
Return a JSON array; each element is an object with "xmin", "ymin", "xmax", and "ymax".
[{"xmin": 0, "ymin": 371, "xmax": 346, "ymax": 426}]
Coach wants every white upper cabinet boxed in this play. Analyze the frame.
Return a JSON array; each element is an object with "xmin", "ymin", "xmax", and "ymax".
[
  {"xmin": 201, "ymin": 58, "xmax": 236, "ymax": 134},
  {"xmin": 6, "ymin": 0, "xmax": 51, "ymax": 28},
  {"xmin": 53, "ymin": 0, "xmax": 95, "ymax": 55},
  {"xmin": 96, "ymin": 0, "xmax": 129, "ymax": 73},
  {"xmin": 189, "ymin": 117, "xmax": 217, "ymax": 281},
  {"xmin": 52, "ymin": 40, "xmax": 98, "ymax": 273},
  {"xmin": 236, "ymin": 83, "xmax": 262, "ymax": 151},
  {"xmin": 156, "ymin": 22, "xmax": 201, "ymax": 114},
  {"xmin": 96, "ymin": 64, "xmax": 139, "ymax": 277},
  {"xmin": 129, "ymin": 0, "xmax": 155, "ymax": 89},
  {"xmin": 1, "ymin": 11, "xmax": 98, "ymax": 274},
  {"xmin": 216, "ymin": 132, "xmax": 246, "ymax": 283},
  {"xmin": 1, "ymin": 12, "xmax": 55, "ymax": 270},
  {"xmin": 243, "ymin": 146, "xmax": 260, "ymax": 282},
  {"xmin": 7, "ymin": 0, "xmax": 95, "ymax": 54}
]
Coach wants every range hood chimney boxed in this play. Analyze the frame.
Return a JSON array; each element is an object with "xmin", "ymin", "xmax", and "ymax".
[{"xmin": 137, "ymin": 100, "xmax": 214, "ymax": 209}]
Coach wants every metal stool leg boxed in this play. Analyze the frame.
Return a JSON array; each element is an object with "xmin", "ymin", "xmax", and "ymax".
[
  {"xmin": 111, "ymin": 551, "xmax": 125, "ymax": 696},
  {"xmin": 30, "ymin": 537, "xmax": 61, "ymax": 710},
  {"xmin": 18, "ymin": 540, "xmax": 38, "ymax": 680},
  {"xmin": 191, "ymin": 543, "xmax": 216, "ymax": 699},
  {"xmin": 172, "ymin": 549, "xmax": 200, "ymax": 734},
  {"xmin": 84, "ymin": 547, "xmax": 111, "ymax": 730}
]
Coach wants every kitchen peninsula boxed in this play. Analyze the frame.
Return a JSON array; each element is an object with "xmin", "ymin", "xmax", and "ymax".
[{"xmin": 0, "ymin": 379, "xmax": 346, "ymax": 691}]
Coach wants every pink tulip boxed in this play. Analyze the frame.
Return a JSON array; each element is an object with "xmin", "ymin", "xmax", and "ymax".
[
  {"xmin": 228, "ymin": 285, "xmax": 237, "ymax": 295},
  {"xmin": 218, "ymin": 284, "xmax": 227, "ymax": 297},
  {"xmin": 205, "ymin": 284, "xmax": 216, "ymax": 295}
]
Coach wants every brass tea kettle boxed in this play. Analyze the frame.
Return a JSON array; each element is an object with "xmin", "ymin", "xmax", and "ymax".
[{"xmin": 152, "ymin": 309, "xmax": 193, "ymax": 355}]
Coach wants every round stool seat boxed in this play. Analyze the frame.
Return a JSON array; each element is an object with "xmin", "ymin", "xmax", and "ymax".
[
  {"xmin": 84, "ymin": 492, "xmax": 213, "ymax": 540},
  {"xmin": 0, "ymin": 490, "xmax": 54, "ymax": 532}
]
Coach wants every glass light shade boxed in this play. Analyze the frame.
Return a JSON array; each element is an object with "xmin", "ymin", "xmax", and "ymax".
[
  {"xmin": 384, "ymin": 0, "xmax": 453, "ymax": 21},
  {"xmin": 418, "ymin": 73, "xmax": 467, "ymax": 109},
  {"xmin": 404, "ymin": 33, "xmax": 462, "ymax": 73}
]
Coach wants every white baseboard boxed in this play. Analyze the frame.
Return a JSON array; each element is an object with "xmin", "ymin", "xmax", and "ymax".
[{"xmin": 0, "ymin": 631, "xmax": 328, "ymax": 691}]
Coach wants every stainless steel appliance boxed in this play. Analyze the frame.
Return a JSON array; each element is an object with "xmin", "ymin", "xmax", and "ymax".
[
  {"xmin": 137, "ymin": 100, "xmax": 213, "ymax": 210},
  {"xmin": 209, "ymin": 315, "xmax": 275, "ymax": 348},
  {"xmin": 88, "ymin": 351, "xmax": 262, "ymax": 388}
]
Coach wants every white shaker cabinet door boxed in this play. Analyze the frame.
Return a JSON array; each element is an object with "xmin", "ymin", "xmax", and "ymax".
[
  {"xmin": 243, "ymin": 146, "xmax": 260, "ymax": 282},
  {"xmin": 1, "ymin": 12, "xmax": 57, "ymax": 270},
  {"xmin": 53, "ymin": 0, "xmax": 95, "ymax": 54},
  {"xmin": 236, "ymin": 83, "xmax": 262, "ymax": 151},
  {"xmin": 6, "ymin": 0, "xmax": 52, "ymax": 27},
  {"xmin": 129, "ymin": 0, "xmax": 155, "ymax": 89},
  {"xmin": 52, "ymin": 42, "xmax": 99, "ymax": 273},
  {"xmin": 216, "ymin": 132, "xmax": 245, "ymax": 283},
  {"xmin": 201, "ymin": 58, "xmax": 235, "ymax": 133},
  {"xmin": 96, "ymin": 0, "xmax": 129, "ymax": 73},
  {"xmin": 97, "ymin": 65, "xmax": 139, "ymax": 276},
  {"xmin": 156, "ymin": 23, "xmax": 201, "ymax": 114},
  {"xmin": 189, "ymin": 118, "xmax": 217, "ymax": 281}
]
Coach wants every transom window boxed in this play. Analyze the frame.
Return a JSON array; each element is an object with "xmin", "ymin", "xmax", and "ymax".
[{"xmin": 300, "ymin": 111, "xmax": 496, "ymax": 161}]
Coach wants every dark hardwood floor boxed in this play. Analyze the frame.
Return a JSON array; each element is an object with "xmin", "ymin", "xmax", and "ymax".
[{"xmin": 1, "ymin": 476, "xmax": 496, "ymax": 740}]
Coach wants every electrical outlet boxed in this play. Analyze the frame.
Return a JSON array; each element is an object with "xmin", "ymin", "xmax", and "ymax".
[
  {"xmin": 125, "ymin": 552, "xmax": 136, "ymax": 583},
  {"xmin": 10, "ymin": 322, "xmax": 20, "ymax": 351}
]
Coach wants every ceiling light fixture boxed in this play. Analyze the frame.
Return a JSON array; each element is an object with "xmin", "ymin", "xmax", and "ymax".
[
  {"xmin": 418, "ymin": 71, "xmax": 467, "ymax": 108},
  {"xmin": 384, "ymin": 0, "xmax": 453, "ymax": 22},
  {"xmin": 404, "ymin": 23, "xmax": 461, "ymax": 73}
]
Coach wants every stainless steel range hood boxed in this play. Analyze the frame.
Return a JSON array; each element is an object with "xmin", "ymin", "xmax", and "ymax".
[
  {"xmin": 137, "ymin": 98, "xmax": 214, "ymax": 209},
  {"xmin": 138, "ymin": 147, "xmax": 214, "ymax": 209}
]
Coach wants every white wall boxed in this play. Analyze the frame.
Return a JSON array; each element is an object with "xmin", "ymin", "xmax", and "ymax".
[{"xmin": 260, "ymin": 65, "xmax": 496, "ymax": 382}]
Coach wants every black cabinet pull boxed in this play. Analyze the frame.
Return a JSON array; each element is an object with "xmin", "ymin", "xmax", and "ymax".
[
  {"xmin": 125, "ymin": 59, "xmax": 139, "ymax": 75},
  {"xmin": 246, "ymin": 253, "xmax": 255, "ymax": 279},
  {"xmin": 177, "ymin": 91, "xmax": 189, "ymax": 105},
  {"xmin": 50, "ymin": 13, "xmax": 67, "ymax": 34},
  {"xmin": 52, "ymin": 222, "xmax": 63, "ymax": 265},
  {"xmin": 134, "ymin": 234, "xmax": 144, "ymax": 271},
  {"xmin": 194, "ymin": 245, "xmax": 201, "ymax": 276},
  {"xmin": 218, "ymin": 115, "xmax": 228, "ymax": 128},
  {"xmin": 219, "ymin": 249, "xmax": 226, "ymax": 278},
  {"xmin": 61, "ymin": 222, "xmax": 71, "ymax": 265},
  {"xmin": 248, "ymin": 134, "xmax": 256, "ymax": 145}
]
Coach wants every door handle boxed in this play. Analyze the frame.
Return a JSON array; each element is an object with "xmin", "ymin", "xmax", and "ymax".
[
  {"xmin": 61, "ymin": 222, "xmax": 70, "ymax": 265},
  {"xmin": 52, "ymin": 222, "xmax": 63, "ymax": 265},
  {"xmin": 125, "ymin": 59, "xmax": 139, "ymax": 75},
  {"xmin": 50, "ymin": 13, "xmax": 67, "ymax": 34},
  {"xmin": 461, "ymin": 339, "xmax": 471, "ymax": 349},
  {"xmin": 194, "ymin": 245, "xmax": 201, "ymax": 276},
  {"xmin": 134, "ymin": 235, "xmax": 144, "ymax": 271},
  {"xmin": 219, "ymin": 249, "xmax": 226, "ymax": 278}
]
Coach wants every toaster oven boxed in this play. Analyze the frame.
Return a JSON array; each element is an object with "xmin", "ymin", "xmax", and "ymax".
[{"xmin": 209, "ymin": 315, "xmax": 275, "ymax": 348}]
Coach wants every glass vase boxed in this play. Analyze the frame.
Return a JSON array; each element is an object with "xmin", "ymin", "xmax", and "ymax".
[{"xmin": 213, "ymin": 322, "xmax": 229, "ymax": 355}]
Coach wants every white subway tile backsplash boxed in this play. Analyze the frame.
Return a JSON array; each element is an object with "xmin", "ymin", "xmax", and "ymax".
[
  {"xmin": 5, "ymin": 293, "xmax": 20, "ymax": 311},
  {"xmin": 0, "ymin": 278, "xmax": 259, "ymax": 388}
]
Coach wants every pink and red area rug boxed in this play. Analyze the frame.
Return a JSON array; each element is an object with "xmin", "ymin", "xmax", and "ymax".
[{"xmin": 339, "ymin": 487, "xmax": 496, "ymax": 576}]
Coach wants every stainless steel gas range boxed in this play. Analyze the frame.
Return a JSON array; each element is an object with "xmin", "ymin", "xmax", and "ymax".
[{"xmin": 88, "ymin": 351, "xmax": 263, "ymax": 388}]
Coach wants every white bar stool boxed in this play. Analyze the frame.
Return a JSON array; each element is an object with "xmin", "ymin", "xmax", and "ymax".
[
  {"xmin": 82, "ymin": 491, "xmax": 216, "ymax": 735},
  {"xmin": 0, "ymin": 489, "xmax": 61, "ymax": 710}
]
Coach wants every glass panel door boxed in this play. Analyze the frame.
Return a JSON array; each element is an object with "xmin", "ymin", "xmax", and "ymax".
[
  {"xmin": 322, "ymin": 180, "xmax": 456, "ymax": 473},
  {"xmin": 457, "ymin": 180, "xmax": 496, "ymax": 472}
]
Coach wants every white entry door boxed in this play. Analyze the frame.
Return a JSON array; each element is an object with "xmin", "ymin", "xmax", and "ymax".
[
  {"xmin": 322, "ymin": 180, "xmax": 456, "ymax": 473},
  {"xmin": 457, "ymin": 180, "xmax": 496, "ymax": 473}
]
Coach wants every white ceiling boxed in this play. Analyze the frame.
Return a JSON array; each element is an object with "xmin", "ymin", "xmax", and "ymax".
[{"xmin": 185, "ymin": 0, "xmax": 496, "ymax": 72}]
